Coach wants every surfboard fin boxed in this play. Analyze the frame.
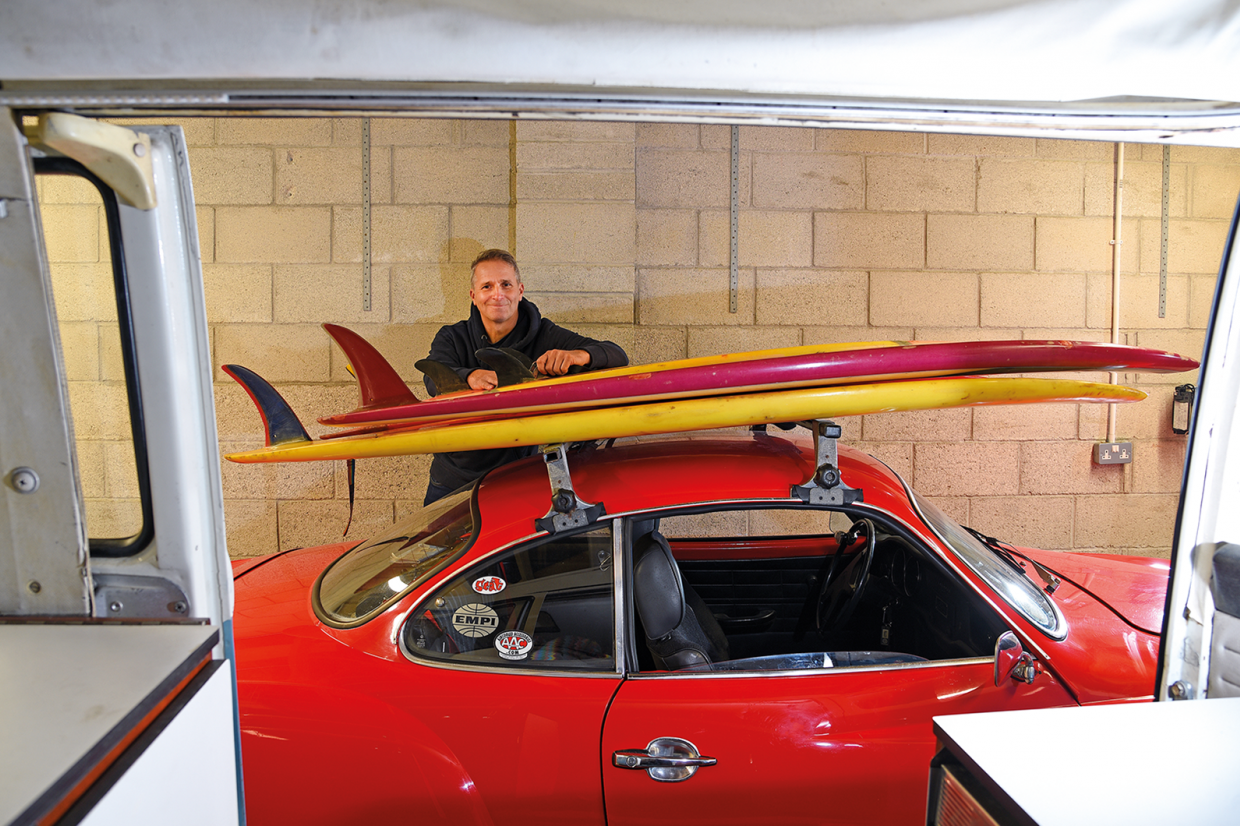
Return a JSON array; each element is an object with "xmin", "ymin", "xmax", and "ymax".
[
  {"xmin": 415, "ymin": 358, "xmax": 471, "ymax": 395},
  {"xmin": 221, "ymin": 364, "xmax": 312, "ymax": 446},
  {"xmin": 477, "ymin": 347, "xmax": 539, "ymax": 386},
  {"xmin": 322, "ymin": 323, "xmax": 418, "ymax": 411}
]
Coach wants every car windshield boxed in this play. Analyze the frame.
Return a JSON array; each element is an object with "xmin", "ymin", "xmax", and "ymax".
[
  {"xmin": 907, "ymin": 488, "xmax": 1065, "ymax": 640},
  {"xmin": 316, "ymin": 490, "xmax": 475, "ymax": 626}
]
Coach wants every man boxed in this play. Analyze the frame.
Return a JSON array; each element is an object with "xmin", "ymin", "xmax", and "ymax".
[{"xmin": 422, "ymin": 249, "xmax": 628, "ymax": 503}]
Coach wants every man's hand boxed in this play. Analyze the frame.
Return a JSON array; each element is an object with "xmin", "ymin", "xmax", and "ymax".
[
  {"xmin": 535, "ymin": 349, "xmax": 591, "ymax": 377},
  {"xmin": 467, "ymin": 369, "xmax": 499, "ymax": 391}
]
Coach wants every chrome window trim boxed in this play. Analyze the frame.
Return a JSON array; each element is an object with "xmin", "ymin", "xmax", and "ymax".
[{"xmin": 626, "ymin": 656, "xmax": 993, "ymax": 680}]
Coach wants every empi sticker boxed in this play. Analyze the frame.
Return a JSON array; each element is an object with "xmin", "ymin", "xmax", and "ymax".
[
  {"xmin": 452, "ymin": 603, "xmax": 499, "ymax": 638},
  {"xmin": 495, "ymin": 630, "xmax": 533, "ymax": 660},
  {"xmin": 472, "ymin": 575, "xmax": 507, "ymax": 595}
]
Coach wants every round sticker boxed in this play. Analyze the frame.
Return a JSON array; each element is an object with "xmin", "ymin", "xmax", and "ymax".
[
  {"xmin": 495, "ymin": 630, "xmax": 533, "ymax": 660},
  {"xmin": 451, "ymin": 603, "xmax": 499, "ymax": 638},
  {"xmin": 471, "ymin": 575, "xmax": 507, "ymax": 595}
]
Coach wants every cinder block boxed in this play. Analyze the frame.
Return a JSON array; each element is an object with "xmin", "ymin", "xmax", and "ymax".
[
  {"xmin": 372, "ymin": 119, "xmax": 455, "ymax": 146},
  {"xmin": 516, "ymin": 171, "xmax": 634, "ymax": 202},
  {"xmin": 1035, "ymin": 139, "xmax": 1113, "ymax": 162},
  {"xmin": 628, "ymin": 326, "xmax": 688, "ymax": 364},
  {"xmin": 638, "ymin": 268, "xmax": 754, "ymax": 326},
  {"xmin": 973, "ymin": 403, "xmax": 1079, "ymax": 441},
  {"xmin": 521, "ymin": 291, "xmax": 634, "ymax": 324},
  {"xmin": 969, "ymin": 495, "xmax": 1075, "ymax": 550},
  {"xmin": 814, "ymin": 212, "xmax": 925, "ymax": 270},
  {"xmin": 1131, "ymin": 439, "xmax": 1188, "ymax": 494},
  {"xmin": 196, "ymin": 206, "xmax": 214, "ymax": 263},
  {"xmin": 517, "ymin": 122, "xmax": 635, "ymax": 143},
  {"xmin": 99, "ymin": 324, "xmax": 126, "ymax": 383},
  {"xmin": 1084, "ymin": 161, "xmax": 1186, "ymax": 219},
  {"xmin": 58, "ymin": 322, "xmax": 99, "ymax": 381},
  {"xmin": 517, "ymin": 142, "xmax": 634, "ymax": 171},
  {"xmin": 390, "ymin": 263, "xmax": 474, "ymax": 325},
  {"xmin": 752, "ymin": 152, "xmax": 864, "ymax": 210},
  {"xmin": 1118, "ymin": 273, "xmax": 1190, "ymax": 328},
  {"xmin": 66, "ymin": 381, "xmax": 132, "ymax": 441},
  {"xmin": 801, "ymin": 326, "xmax": 915, "ymax": 344},
  {"xmin": 977, "ymin": 159, "xmax": 1084, "ymax": 215},
  {"xmin": 214, "ymin": 323, "xmax": 333, "ymax": 383},
  {"xmin": 520, "ymin": 264, "xmax": 635, "ymax": 293},
  {"xmin": 755, "ymin": 269, "xmax": 867, "ymax": 326},
  {"xmin": 217, "ymin": 118, "xmax": 332, "ymax": 146},
  {"xmin": 637, "ymin": 209, "xmax": 698, "ymax": 266},
  {"xmin": 1019, "ymin": 440, "xmax": 1124, "ymax": 495},
  {"xmin": 981, "ymin": 272, "xmax": 1087, "ymax": 328},
  {"xmin": 463, "ymin": 120, "xmax": 512, "ymax": 147},
  {"xmin": 921, "ymin": 496, "xmax": 971, "ymax": 525},
  {"xmin": 1190, "ymin": 274, "xmax": 1220, "ymax": 328},
  {"xmin": 222, "ymin": 499, "xmax": 279, "ymax": 558},
  {"xmin": 1172, "ymin": 146, "xmax": 1240, "ymax": 164},
  {"xmin": 913, "ymin": 441, "xmax": 1020, "ymax": 497},
  {"xmin": 1140, "ymin": 218, "xmax": 1230, "ymax": 275},
  {"xmin": 687, "ymin": 326, "xmax": 801, "ymax": 357},
  {"xmin": 331, "ymin": 119, "xmax": 362, "ymax": 146},
  {"xmin": 816, "ymin": 130, "xmax": 925, "ymax": 155},
  {"xmin": 637, "ymin": 149, "xmax": 729, "ymax": 208},
  {"xmin": 337, "ymin": 454, "xmax": 432, "ymax": 500},
  {"xmin": 370, "ymin": 205, "xmax": 450, "ymax": 264},
  {"xmin": 636, "ymin": 124, "xmax": 700, "ymax": 149},
  {"xmin": 706, "ymin": 210, "xmax": 813, "ymax": 268},
  {"xmin": 450, "ymin": 205, "xmax": 511, "ymax": 262},
  {"xmin": 74, "ymin": 441, "xmax": 105, "ymax": 500},
  {"xmin": 515, "ymin": 202, "xmax": 636, "ymax": 265},
  {"xmin": 912, "ymin": 326, "xmax": 1023, "ymax": 342},
  {"xmin": 84, "ymin": 500, "xmax": 143, "ymax": 540},
  {"xmin": 218, "ymin": 444, "xmax": 335, "ymax": 500},
  {"xmin": 870, "ymin": 271, "xmax": 978, "ymax": 327},
  {"xmin": 273, "ymin": 264, "xmax": 390, "ymax": 323},
  {"xmin": 40, "ymin": 204, "xmax": 101, "ymax": 263},
  {"xmin": 49, "ymin": 263, "xmax": 116, "ymax": 321},
  {"xmin": 738, "ymin": 126, "xmax": 814, "ymax": 152},
  {"xmin": 332, "ymin": 206, "xmax": 363, "ymax": 263},
  {"xmin": 203, "ymin": 264, "xmax": 273, "ymax": 323},
  {"xmin": 109, "ymin": 116, "xmax": 216, "ymax": 147},
  {"xmin": 1109, "ymin": 384, "xmax": 1175, "ymax": 440},
  {"xmin": 328, "ymin": 323, "xmax": 440, "ymax": 385},
  {"xmin": 1073, "ymin": 493, "xmax": 1179, "ymax": 550},
  {"xmin": 927, "ymin": 214, "xmax": 1033, "ymax": 271},
  {"xmin": 852, "ymin": 441, "xmax": 915, "ymax": 482},
  {"xmin": 1040, "ymin": 216, "xmax": 1138, "ymax": 273},
  {"xmin": 867, "ymin": 155, "xmax": 975, "ymax": 213},
  {"xmin": 927, "ymin": 135, "xmax": 1035, "ymax": 157},
  {"xmin": 862, "ymin": 408, "xmax": 972, "ymax": 442},
  {"xmin": 1085, "ymin": 272, "xmax": 1114, "ymax": 329},
  {"xmin": 277, "ymin": 148, "xmax": 364, "ymax": 205},
  {"xmin": 1134, "ymin": 330, "xmax": 1208, "ymax": 379},
  {"xmin": 190, "ymin": 147, "xmax": 274, "ymax": 205},
  {"xmin": 393, "ymin": 146, "xmax": 510, "ymax": 204},
  {"xmin": 1190, "ymin": 162, "xmax": 1240, "ymax": 218},
  {"xmin": 215, "ymin": 207, "xmax": 332, "ymax": 263},
  {"xmin": 35, "ymin": 174, "xmax": 99, "ymax": 204},
  {"xmin": 103, "ymin": 441, "xmax": 141, "ymax": 499}
]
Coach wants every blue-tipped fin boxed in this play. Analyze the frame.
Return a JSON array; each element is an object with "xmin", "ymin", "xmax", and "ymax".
[{"xmin": 222, "ymin": 364, "xmax": 311, "ymax": 446}]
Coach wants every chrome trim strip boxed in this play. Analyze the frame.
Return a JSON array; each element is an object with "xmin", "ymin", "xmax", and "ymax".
[
  {"xmin": 626, "ymin": 656, "xmax": 993, "ymax": 680},
  {"xmin": 612, "ymin": 519, "xmax": 627, "ymax": 677}
]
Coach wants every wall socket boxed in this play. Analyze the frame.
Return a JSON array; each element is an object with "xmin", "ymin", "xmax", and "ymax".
[{"xmin": 1093, "ymin": 442, "xmax": 1133, "ymax": 465}]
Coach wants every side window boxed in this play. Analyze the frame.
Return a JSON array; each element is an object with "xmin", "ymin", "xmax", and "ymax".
[
  {"xmin": 405, "ymin": 524, "xmax": 615, "ymax": 671},
  {"xmin": 35, "ymin": 160, "xmax": 150, "ymax": 555}
]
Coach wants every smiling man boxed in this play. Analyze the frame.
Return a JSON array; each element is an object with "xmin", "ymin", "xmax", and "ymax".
[{"xmin": 421, "ymin": 249, "xmax": 628, "ymax": 503}]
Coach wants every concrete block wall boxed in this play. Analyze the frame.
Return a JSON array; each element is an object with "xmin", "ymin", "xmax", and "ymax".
[{"xmin": 38, "ymin": 117, "xmax": 1240, "ymax": 560}]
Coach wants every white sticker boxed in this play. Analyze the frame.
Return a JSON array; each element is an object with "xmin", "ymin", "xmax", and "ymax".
[
  {"xmin": 495, "ymin": 630, "xmax": 533, "ymax": 660},
  {"xmin": 451, "ymin": 603, "xmax": 499, "ymax": 638},
  {"xmin": 471, "ymin": 575, "xmax": 507, "ymax": 595}
]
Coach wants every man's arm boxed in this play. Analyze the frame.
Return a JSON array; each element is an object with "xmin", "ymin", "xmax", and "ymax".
[{"xmin": 533, "ymin": 321, "xmax": 628, "ymax": 374}]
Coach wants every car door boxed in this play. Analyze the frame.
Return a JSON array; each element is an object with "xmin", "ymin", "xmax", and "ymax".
[{"xmin": 599, "ymin": 509, "xmax": 1077, "ymax": 826}]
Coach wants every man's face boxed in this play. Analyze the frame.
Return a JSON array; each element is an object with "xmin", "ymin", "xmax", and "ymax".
[{"xmin": 470, "ymin": 259, "xmax": 524, "ymax": 327}]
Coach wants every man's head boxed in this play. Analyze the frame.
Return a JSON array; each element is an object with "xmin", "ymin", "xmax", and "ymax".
[{"xmin": 469, "ymin": 249, "xmax": 524, "ymax": 334}]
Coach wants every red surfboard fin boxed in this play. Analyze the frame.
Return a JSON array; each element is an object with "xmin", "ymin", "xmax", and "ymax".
[
  {"xmin": 221, "ymin": 364, "xmax": 311, "ymax": 446},
  {"xmin": 477, "ymin": 347, "xmax": 539, "ymax": 386},
  {"xmin": 415, "ymin": 358, "xmax": 470, "ymax": 395},
  {"xmin": 322, "ymin": 323, "xmax": 418, "ymax": 411}
]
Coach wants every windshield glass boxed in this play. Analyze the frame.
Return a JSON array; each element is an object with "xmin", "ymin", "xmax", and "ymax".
[
  {"xmin": 316, "ymin": 489, "xmax": 475, "ymax": 626},
  {"xmin": 907, "ymin": 488, "xmax": 1065, "ymax": 640}
]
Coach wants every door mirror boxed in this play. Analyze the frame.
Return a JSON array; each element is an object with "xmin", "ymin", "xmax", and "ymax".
[{"xmin": 994, "ymin": 631, "xmax": 1039, "ymax": 686}]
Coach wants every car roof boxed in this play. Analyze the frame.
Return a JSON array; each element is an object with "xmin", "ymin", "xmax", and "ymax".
[{"xmin": 470, "ymin": 431, "xmax": 917, "ymax": 550}]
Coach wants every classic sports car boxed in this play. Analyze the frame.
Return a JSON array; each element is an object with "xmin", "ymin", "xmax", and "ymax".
[{"xmin": 232, "ymin": 428, "xmax": 1168, "ymax": 825}]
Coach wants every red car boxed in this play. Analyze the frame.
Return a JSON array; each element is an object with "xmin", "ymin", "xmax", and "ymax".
[{"xmin": 232, "ymin": 430, "xmax": 1167, "ymax": 825}]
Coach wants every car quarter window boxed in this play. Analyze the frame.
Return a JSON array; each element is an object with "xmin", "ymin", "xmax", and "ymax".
[
  {"xmin": 629, "ymin": 506, "xmax": 1009, "ymax": 674},
  {"xmin": 405, "ymin": 523, "xmax": 615, "ymax": 672}
]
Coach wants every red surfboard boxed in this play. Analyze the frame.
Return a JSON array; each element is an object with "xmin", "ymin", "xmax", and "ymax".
[{"xmin": 318, "ymin": 324, "xmax": 1197, "ymax": 429}]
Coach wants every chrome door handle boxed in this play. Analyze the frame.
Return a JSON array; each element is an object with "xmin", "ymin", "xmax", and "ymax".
[{"xmin": 612, "ymin": 737, "xmax": 716, "ymax": 782}]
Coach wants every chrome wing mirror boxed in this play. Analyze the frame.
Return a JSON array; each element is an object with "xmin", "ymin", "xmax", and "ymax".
[{"xmin": 994, "ymin": 631, "xmax": 1040, "ymax": 686}]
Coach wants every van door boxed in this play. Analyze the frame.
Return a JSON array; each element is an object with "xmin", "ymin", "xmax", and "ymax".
[{"xmin": 0, "ymin": 109, "xmax": 242, "ymax": 824}]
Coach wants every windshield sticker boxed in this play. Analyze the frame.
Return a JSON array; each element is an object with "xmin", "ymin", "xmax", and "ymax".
[
  {"xmin": 495, "ymin": 630, "xmax": 533, "ymax": 661},
  {"xmin": 452, "ymin": 603, "xmax": 499, "ymax": 638},
  {"xmin": 472, "ymin": 575, "xmax": 507, "ymax": 595}
]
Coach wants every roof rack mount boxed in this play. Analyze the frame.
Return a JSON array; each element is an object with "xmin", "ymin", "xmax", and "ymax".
[{"xmin": 791, "ymin": 419, "xmax": 863, "ymax": 506}]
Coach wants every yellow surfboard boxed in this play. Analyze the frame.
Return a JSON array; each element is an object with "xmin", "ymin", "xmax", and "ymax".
[{"xmin": 225, "ymin": 376, "xmax": 1145, "ymax": 464}]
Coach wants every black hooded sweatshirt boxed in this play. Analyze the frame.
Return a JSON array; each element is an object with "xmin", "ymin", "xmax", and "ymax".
[{"xmin": 423, "ymin": 299, "xmax": 628, "ymax": 491}]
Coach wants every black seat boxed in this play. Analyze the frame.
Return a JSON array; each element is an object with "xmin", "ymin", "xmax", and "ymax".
[{"xmin": 632, "ymin": 529, "xmax": 730, "ymax": 670}]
